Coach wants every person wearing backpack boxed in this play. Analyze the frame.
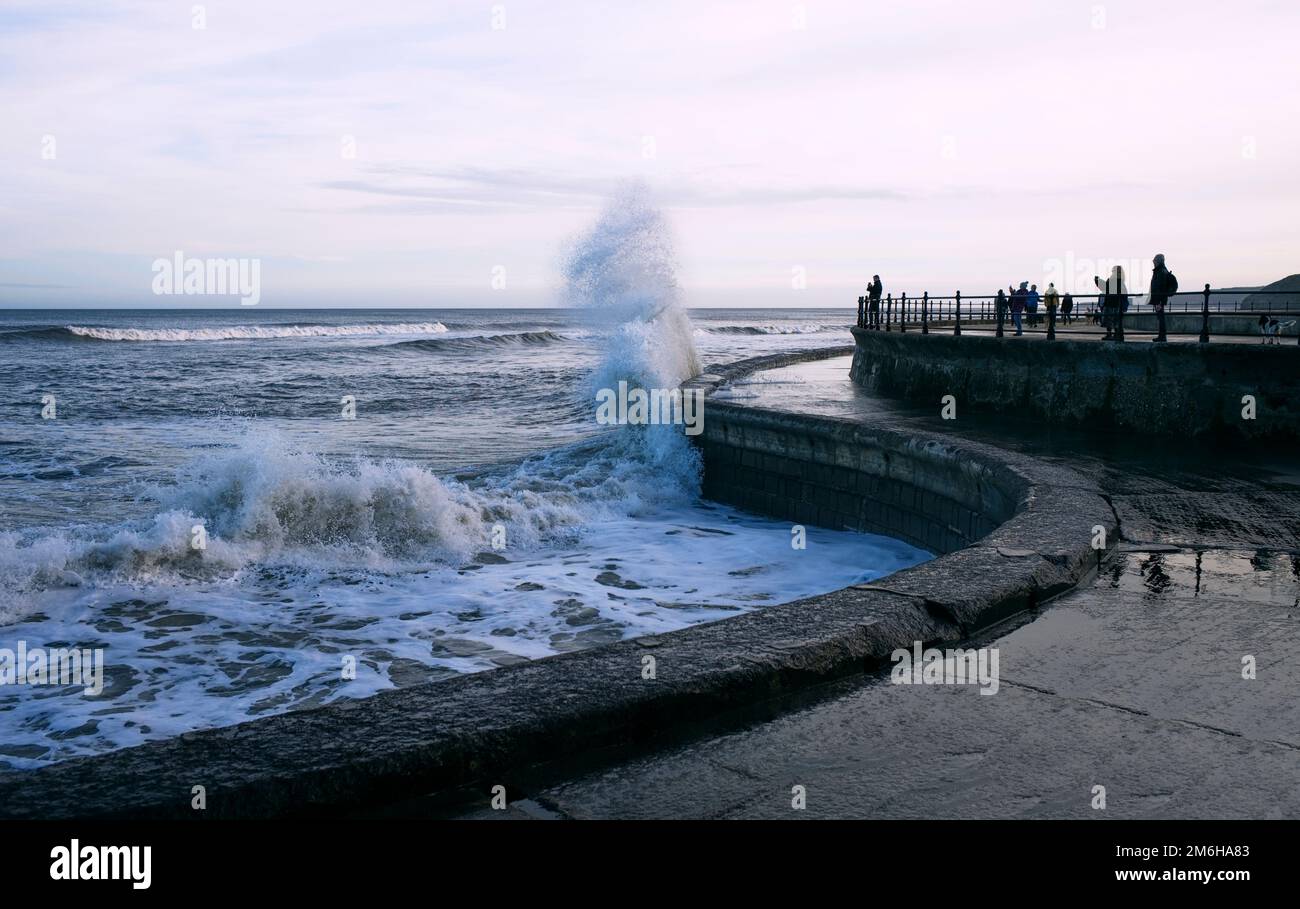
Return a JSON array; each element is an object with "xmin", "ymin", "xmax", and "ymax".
[{"xmin": 1148, "ymin": 253, "xmax": 1178, "ymax": 343}]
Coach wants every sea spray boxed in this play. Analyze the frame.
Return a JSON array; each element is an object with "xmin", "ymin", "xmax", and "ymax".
[
  {"xmin": 565, "ymin": 184, "xmax": 702, "ymax": 392},
  {"xmin": 565, "ymin": 184, "xmax": 704, "ymax": 477}
]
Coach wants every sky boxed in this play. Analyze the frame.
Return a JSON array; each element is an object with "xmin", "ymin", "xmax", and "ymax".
[{"xmin": 2, "ymin": 0, "xmax": 1298, "ymax": 308}]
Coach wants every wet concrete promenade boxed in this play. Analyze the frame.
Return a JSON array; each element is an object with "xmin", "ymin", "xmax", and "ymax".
[{"xmin": 446, "ymin": 357, "xmax": 1300, "ymax": 820}]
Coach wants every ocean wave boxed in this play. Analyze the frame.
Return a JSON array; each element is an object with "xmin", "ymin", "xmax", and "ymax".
[
  {"xmin": 0, "ymin": 423, "xmax": 700, "ymax": 619},
  {"xmin": 386, "ymin": 329, "xmax": 568, "ymax": 352},
  {"xmin": 0, "ymin": 326, "xmax": 96, "ymax": 343},
  {"xmin": 695, "ymin": 323, "xmax": 839, "ymax": 336},
  {"xmin": 57, "ymin": 322, "xmax": 450, "ymax": 342}
]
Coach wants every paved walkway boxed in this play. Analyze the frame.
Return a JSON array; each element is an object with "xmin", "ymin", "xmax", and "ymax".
[
  {"xmin": 434, "ymin": 357, "xmax": 1300, "ymax": 820},
  {"xmin": 868, "ymin": 322, "xmax": 1288, "ymax": 344}
]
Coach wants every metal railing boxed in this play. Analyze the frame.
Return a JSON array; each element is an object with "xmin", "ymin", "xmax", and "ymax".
[{"xmin": 855, "ymin": 286, "xmax": 1299, "ymax": 344}]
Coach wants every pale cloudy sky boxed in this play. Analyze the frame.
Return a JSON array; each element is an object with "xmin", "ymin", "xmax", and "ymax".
[{"xmin": 2, "ymin": 0, "xmax": 1298, "ymax": 308}]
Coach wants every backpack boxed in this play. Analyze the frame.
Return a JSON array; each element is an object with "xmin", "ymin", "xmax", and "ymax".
[{"xmin": 1165, "ymin": 271, "xmax": 1178, "ymax": 295}]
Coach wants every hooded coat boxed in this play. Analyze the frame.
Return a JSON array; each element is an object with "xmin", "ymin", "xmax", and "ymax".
[{"xmin": 1149, "ymin": 264, "xmax": 1175, "ymax": 310}]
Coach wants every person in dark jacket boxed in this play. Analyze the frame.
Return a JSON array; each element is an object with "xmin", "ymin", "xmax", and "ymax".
[
  {"xmin": 867, "ymin": 275, "xmax": 883, "ymax": 329},
  {"xmin": 1148, "ymin": 254, "xmax": 1177, "ymax": 342},
  {"xmin": 1062, "ymin": 292, "xmax": 1074, "ymax": 324},
  {"xmin": 1097, "ymin": 266, "xmax": 1129, "ymax": 341},
  {"xmin": 1010, "ymin": 282, "xmax": 1027, "ymax": 336}
]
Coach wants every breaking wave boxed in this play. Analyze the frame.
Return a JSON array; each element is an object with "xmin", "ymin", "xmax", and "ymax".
[
  {"xmin": 696, "ymin": 323, "xmax": 842, "ymax": 336},
  {"xmin": 386, "ymin": 329, "xmax": 569, "ymax": 353},
  {"xmin": 0, "ymin": 427, "xmax": 699, "ymax": 615},
  {"xmin": 58, "ymin": 322, "xmax": 450, "ymax": 342}
]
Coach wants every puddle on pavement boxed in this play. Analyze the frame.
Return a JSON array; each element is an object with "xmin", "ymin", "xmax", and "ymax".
[{"xmin": 1099, "ymin": 549, "xmax": 1299, "ymax": 606}]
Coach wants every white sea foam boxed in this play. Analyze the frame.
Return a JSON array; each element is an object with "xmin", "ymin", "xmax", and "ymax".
[
  {"xmin": 0, "ymin": 504, "xmax": 930, "ymax": 766},
  {"xmin": 65, "ymin": 322, "xmax": 450, "ymax": 342}
]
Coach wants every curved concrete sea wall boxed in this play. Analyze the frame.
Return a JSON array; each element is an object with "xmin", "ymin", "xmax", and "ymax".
[
  {"xmin": 697, "ymin": 404, "xmax": 1012, "ymax": 555},
  {"xmin": 850, "ymin": 327, "xmax": 1300, "ymax": 439},
  {"xmin": 0, "ymin": 350, "xmax": 1114, "ymax": 819}
]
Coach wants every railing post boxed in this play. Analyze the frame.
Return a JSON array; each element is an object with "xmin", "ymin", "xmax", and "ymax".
[
  {"xmin": 1047, "ymin": 300, "xmax": 1056, "ymax": 340},
  {"xmin": 885, "ymin": 293, "xmax": 892, "ymax": 331},
  {"xmin": 996, "ymin": 296, "xmax": 1005, "ymax": 338},
  {"xmin": 899, "ymin": 292, "xmax": 907, "ymax": 332},
  {"xmin": 921, "ymin": 292, "xmax": 929, "ymax": 334},
  {"xmin": 1199, "ymin": 284, "xmax": 1210, "ymax": 343},
  {"xmin": 953, "ymin": 291, "xmax": 962, "ymax": 336},
  {"xmin": 857, "ymin": 295, "xmax": 864, "ymax": 329}
]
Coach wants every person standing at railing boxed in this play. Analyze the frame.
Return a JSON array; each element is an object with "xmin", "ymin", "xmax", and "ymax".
[
  {"xmin": 1061, "ymin": 292, "xmax": 1074, "ymax": 324},
  {"xmin": 1010, "ymin": 283, "xmax": 1027, "ymax": 335},
  {"xmin": 1094, "ymin": 275, "xmax": 1107, "ymax": 333},
  {"xmin": 1044, "ymin": 283, "xmax": 1060, "ymax": 327},
  {"xmin": 995, "ymin": 288, "xmax": 1008, "ymax": 334},
  {"xmin": 1026, "ymin": 284, "xmax": 1041, "ymax": 327},
  {"xmin": 1148, "ymin": 253, "xmax": 1178, "ymax": 343},
  {"xmin": 867, "ymin": 274, "xmax": 883, "ymax": 329},
  {"xmin": 1097, "ymin": 266, "xmax": 1129, "ymax": 341}
]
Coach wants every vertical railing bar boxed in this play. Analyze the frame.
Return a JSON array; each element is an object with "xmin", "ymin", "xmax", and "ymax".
[{"xmin": 1199, "ymin": 284, "xmax": 1210, "ymax": 343}]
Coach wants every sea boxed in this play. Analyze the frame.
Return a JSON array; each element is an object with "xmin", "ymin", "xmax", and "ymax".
[{"xmin": 0, "ymin": 202, "xmax": 930, "ymax": 768}]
